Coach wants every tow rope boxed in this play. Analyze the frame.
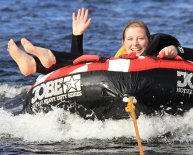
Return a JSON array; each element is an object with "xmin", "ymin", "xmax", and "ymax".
[{"xmin": 124, "ymin": 96, "xmax": 144, "ymax": 155}]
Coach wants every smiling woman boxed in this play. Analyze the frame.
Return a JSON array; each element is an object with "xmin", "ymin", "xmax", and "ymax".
[
  {"xmin": 114, "ymin": 20, "xmax": 180, "ymax": 58},
  {"xmin": 121, "ymin": 20, "xmax": 150, "ymax": 56}
]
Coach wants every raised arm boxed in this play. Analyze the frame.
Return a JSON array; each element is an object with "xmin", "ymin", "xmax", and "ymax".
[
  {"xmin": 71, "ymin": 8, "xmax": 91, "ymax": 54},
  {"xmin": 72, "ymin": 8, "xmax": 91, "ymax": 35}
]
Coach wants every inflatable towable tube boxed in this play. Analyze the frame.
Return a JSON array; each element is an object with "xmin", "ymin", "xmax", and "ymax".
[{"xmin": 24, "ymin": 55, "xmax": 193, "ymax": 120}]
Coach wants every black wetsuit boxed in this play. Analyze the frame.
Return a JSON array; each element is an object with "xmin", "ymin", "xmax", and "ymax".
[
  {"xmin": 35, "ymin": 33, "xmax": 193, "ymax": 74},
  {"xmin": 146, "ymin": 33, "xmax": 193, "ymax": 61}
]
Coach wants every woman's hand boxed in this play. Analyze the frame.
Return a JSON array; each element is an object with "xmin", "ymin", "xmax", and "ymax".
[
  {"xmin": 158, "ymin": 45, "xmax": 178, "ymax": 58},
  {"xmin": 72, "ymin": 8, "xmax": 91, "ymax": 35}
]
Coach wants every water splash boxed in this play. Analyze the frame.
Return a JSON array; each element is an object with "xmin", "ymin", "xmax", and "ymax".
[
  {"xmin": 0, "ymin": 84, "xmax": 29, "ymax": 98},
  {"xmin": 1, "ymin": 107, "xmax": 193, "ymax": 143}
]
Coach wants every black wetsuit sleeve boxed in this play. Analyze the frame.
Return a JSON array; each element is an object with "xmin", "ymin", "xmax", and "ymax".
[
  {"xmin": 178, "ymin": 47, "xmax": 193, "ymax": 61},
  {"xmin": 144, "ymin": 33, "xmax": 193, "ymax": 61},
  {"xmin": 71, "ymin": 34, "xmax": 83, "ymax": 55},
  {"xmin": 143, "ymin": 33, "xmax": 180, "ymax": 56}
]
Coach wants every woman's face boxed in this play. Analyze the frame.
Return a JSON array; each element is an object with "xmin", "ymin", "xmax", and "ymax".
[{"xmin": 122, "ymin": 26, "xmax": 149, "ymax": 56}]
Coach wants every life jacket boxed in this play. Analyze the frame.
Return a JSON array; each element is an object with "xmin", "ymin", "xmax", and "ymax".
[{"xmin": 114, "ymin": 46, "xmax": 127, "ymax": 57}]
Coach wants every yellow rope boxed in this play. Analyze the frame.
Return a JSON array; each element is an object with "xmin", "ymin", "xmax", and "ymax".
[{"xmin": 125, "ymin": 97, "xmax": 144, "ymax": 155}]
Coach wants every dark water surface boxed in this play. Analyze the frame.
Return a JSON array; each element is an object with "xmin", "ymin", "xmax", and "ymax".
[{"xmin": 1, "ymin": 0, "xmax": 193, "ymax": 154}]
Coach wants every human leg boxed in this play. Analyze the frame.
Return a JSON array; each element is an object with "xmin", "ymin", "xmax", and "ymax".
[
  {"xmin": 21, "ymin": 38, "xmax": 56, "ymax": 68},
  {"xmin": 7, "ymin": 39, "xmax": 36, "ymax": 76}
]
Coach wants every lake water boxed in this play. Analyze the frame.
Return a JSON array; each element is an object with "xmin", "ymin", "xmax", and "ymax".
[{"xmin": 1, "ymin": 0, "xmax": 193, "ymax": 154}]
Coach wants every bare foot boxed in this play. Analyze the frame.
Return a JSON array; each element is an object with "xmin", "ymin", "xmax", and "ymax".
[
  {"xmin": 7, "ymin": 39, "xmax": 36, "ymax": 76},
  {"xmin": 21, "ymin": 38, "xmax": 56, "ymax": 68}
]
